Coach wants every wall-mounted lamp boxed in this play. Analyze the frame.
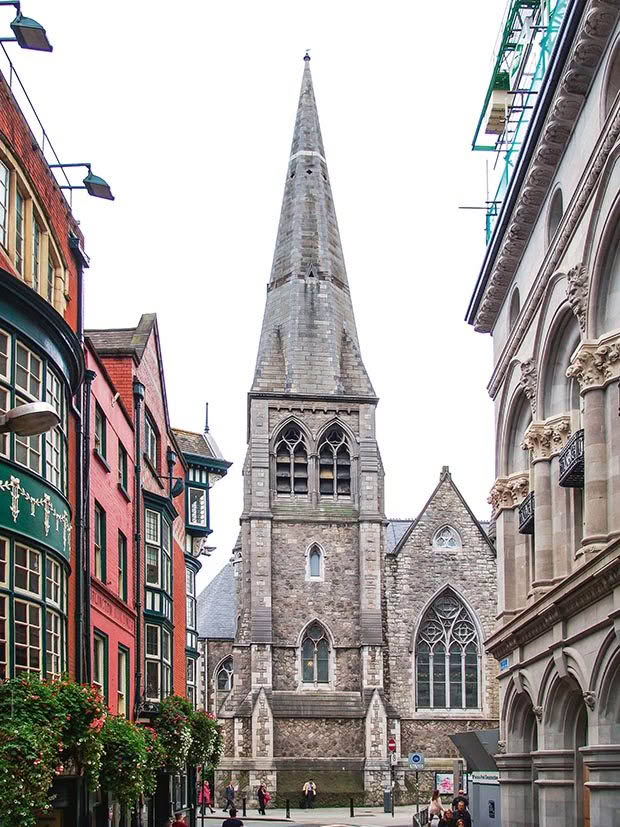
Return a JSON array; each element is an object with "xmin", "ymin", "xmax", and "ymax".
[
  {"xmin": 49, "ymin": 162, "xmax": 114, "ymax": 201},
  {"xmin": 0, "ymin": 401, "xmax": 59, "ymax": 436},
  {"xmin": 0, "ymin": 2, "xmax": 52, "ymax": 51}
]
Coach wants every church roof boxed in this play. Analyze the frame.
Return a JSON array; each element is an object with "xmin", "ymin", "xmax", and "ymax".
[
  {"xmin": 251, "ymin": 56, "xmax": 375, "ymax": 398},
  {"xmin": 386, "ymin": 519, "xmax": 414, "ymax": 554},
  {"xmin": 197, "ymin": 563, "xmax": 236, "ymax": 639}
]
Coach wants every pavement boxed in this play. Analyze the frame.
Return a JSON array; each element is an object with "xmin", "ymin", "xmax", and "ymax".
[{"xmin": 198, "ymin": 805, "xmax": 421, "ymax": 827}]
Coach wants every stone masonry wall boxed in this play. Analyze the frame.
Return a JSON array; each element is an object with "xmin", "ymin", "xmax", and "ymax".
[
  {"xmin": 206, "ymin": 639, "xmax": 234, "ymax": 715},
  {"xmin": 384, "ymin": 474, "xmax": 499, "ymax": 722},
  {"xmin": 273, "ymin": 718, "xmax": 364, "ymax": 757},
  {"xmin": 401, "ymin": 718, "xmax": 499, "ymax": 758}
]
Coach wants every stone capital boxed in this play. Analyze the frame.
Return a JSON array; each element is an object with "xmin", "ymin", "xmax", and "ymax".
[
  {"xmin": 566, "ymin": 332, "xmax": 620, "ymax": 390},
  {"xmin": 488, "ymin": 472, "xmax": 530, "ymax": 517},
  {"xmin": 521, "ymin": 416, "xmax": 571, "ymax": 461},
  {"xmin": 566, "ymin": 263, "xmax": 588, "ymax": 332},
  {"xmin": 518, "ymin": 358, "xmax": 538, "ymax": 415}
]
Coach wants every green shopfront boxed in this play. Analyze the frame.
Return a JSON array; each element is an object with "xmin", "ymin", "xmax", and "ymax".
[{"xmin": 0, "ymin": 267, "xmax": 83, "ymax": 684}]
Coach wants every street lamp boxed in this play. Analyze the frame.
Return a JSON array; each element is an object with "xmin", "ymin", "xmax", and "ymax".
[
  {"xmin": 48, "ymin": 162, "xmax": 114, "ymax": 201},
  {"xmin": 0, "ymin": 401, "xmax": 59, "ymax": 436},
  {"xmin": 0, "ymin": 2, "xmax": 52, "ymax": 51}
]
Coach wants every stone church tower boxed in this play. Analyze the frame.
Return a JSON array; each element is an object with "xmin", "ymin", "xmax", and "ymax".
[{"xmin": 219, "ymin": 54, "xmax": 388, "ymax": 802}]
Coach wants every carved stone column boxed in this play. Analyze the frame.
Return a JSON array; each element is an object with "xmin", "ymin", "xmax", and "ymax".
[
  {"xmin": 522, "ymin": 418, "xmax": 571, "ymax": 593},
  {"xmin": 496, "ymin": 752, "xmax": 537, "ymax": 827},
  {"xmin": 566, "ymin": 335, "xmax": 620, "ymax": 554},
  {"xmin": 533, "ymin": 749, "xmax": 576, "ymax": 827},
  {"xmin": 489, "ymin": 473, "xmax": 529, "ymax": 619}
]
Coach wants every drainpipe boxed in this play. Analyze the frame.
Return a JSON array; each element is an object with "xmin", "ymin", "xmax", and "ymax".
[
  {"xmin": 82, "ymin": 369, "xmax": 96, "ymax": 684},
  {"xmin": 133, "ymin": 379, "xmax": 145, "ymax": 718}
]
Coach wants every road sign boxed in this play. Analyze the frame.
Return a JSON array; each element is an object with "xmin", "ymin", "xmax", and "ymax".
[
  {"xmin": 390, "ymin": 752, "xmax": 398, "ymax": 765},
  {"xmin": 408, "ymin": 752, "xmax": 424, "ymax": 770},
  {"xmin": 387, "ymin": 737, "xmax": 396, "ymax": 753}
]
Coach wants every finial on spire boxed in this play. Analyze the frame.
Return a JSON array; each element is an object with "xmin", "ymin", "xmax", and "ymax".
[{"xmin": 304, "ymin": 49, "xmax": 311, "ymax": 62}]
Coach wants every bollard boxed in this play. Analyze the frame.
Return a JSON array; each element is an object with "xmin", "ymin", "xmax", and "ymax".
[
  {"xmin": 242, "ymin": 798, "xmax": 247, "ymax": 817},
  {"xmin": 350, "ymin": 797, "xmax": 354, "ymax": 817},
  {"xmin": 286, "ymin": 799, "xmax": 291, "ymax": 819}
]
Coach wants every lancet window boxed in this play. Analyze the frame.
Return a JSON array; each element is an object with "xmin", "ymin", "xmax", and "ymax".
[
  {"xmin": 216, "ymin": 657, "xmax": 233, "ymax": 692},
  {"xmin": 275, "ymin": 426, "xmax": 308, "ymax": 495},
  {"xmin": 301, "ymin": 622, "xmax": 329, "ymax": 684},
  {"xmin": 416, "ymin": 590, "xmax": 479, "ymax": 710},
  {"xmin": 318, "ymin": 426, "xmax": 351, "ymax": 497}
]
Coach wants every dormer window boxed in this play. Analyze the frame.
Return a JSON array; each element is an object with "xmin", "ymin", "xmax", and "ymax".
[
  {"xmin": 318, "ymin": 426, "xmax": 351, "ymax": 497},
  {"xmin": 275, "ymin": 425, "xmax": 308, "ymax": 495}
]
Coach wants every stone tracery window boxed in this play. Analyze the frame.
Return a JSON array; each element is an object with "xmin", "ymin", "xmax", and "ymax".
[
  {"xmin": 301, "ymin": 622, "xmax": 329, "ymax": 684},
  {"xmin": 416, "ymin": 590, "xmax": 479, "ymax": 710},
  {"xmin": 216, "ymin": 657, "xmax": 233, "ymax": 692},
  {"xmin": 318, "ymin": 426, "xmax": 351, "ymax": 497},
  {"xmin": 275, "ymin": 425, "xmax": 308, "ymax": 495},
  {"xmin": 433, "ymin": 526, "xmax": 461, "ymax": 550}
]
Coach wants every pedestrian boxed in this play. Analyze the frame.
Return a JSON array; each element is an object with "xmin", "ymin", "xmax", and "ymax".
[
  {"xmin": 257, "ymin": 783, "xmax": 270, "ymax": 815},
  {"xmin": 455, "ymin": 820, "xmax": 466, "ymax": 827},
  {"xmin": 223, "ymin": 782, "xmax": 235, "ymax": 812},
  {"xmin": 173, "ymin": 812, "xmax": 189, "ymax": 827},
  {"xmin": 222, "ymin": 807, "xmax": 243, "ymax": 827},
  {"xmin": 451, "ymin": 789, "xmax": 469, "ymax": 811},
  {"xmin": 302, "ymin": 779, "xmax": 316, "ymax": 808},
  {"xmin": 438, "ymin": 810, "xmax": 454, "ymax": 826},
  {"xmin": 453, "ymin": 800, "xmax": 471, "ymax": 827},
  {"xmin": 428, "ymin": 789, "xmax": 443, "ymax": 825},
  {"xmin": 198, "ymin": 779, "xmax": 215, "ymax": 814}
]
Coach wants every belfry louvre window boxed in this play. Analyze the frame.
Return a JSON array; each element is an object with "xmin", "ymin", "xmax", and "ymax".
[
  {"xmin": 318, "ymin": 426, "xmax": 351, "ymax": 497},
  {"xmin": 302, "ymin": 622, "xmax": 329, "ymax": 684},
  {"xmin": 275, "ymin": 426, "xmax": 308, "ymax": 494},
  {"xmin": 416, "ymin": 590, "xmax": 479, "ymax": 710}
]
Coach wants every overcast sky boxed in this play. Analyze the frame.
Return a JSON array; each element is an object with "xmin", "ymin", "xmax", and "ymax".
[{"xmin": 5, "ymin": 1, "xmax": 506, "ymax": 590}]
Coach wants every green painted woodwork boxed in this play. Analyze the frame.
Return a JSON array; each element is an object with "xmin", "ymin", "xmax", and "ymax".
[{"xmin": 0, "ymin": 458, "xmax": 71, "ymax": 560}]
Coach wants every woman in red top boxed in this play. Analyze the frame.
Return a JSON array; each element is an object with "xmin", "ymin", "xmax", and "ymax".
[{"xmin": 198, "ymin": 780, "xmax": 215, "ymax": 814}]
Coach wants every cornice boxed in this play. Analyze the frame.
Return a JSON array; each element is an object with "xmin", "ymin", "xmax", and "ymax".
[
  {"xmin": 474, "ymin": 0, "xmax": 620, "ymax": 338},
  {"xmin": 486, "ymin": 540, "xmax": 620, "ymax": 659}
]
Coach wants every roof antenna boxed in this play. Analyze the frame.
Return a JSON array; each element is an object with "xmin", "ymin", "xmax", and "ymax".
[
  {"xmin": 204, "ymin": 402, "xmax": 210, "ymax": 433},
  {"xmin": 304, "ymin": 49, "xmax": 311, "ymax": 62}
]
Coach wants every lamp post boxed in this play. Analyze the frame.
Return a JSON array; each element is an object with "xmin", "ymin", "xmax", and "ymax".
[
  {"xmin": 0, "ymin": 400, "xmax": 59, "ymax": 436},
  {"xmin": 0, "ymin": 1, "xmax": 52, "ymax": 51}
]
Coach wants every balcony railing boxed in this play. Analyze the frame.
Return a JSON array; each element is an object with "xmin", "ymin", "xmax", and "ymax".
[
  {"xmin": 519, "ymin": 491, "xmax": 535, "ymax": 535},
  {"xmin": 559, "ymin": 428, "xmax": 584, "ymax": 488}
]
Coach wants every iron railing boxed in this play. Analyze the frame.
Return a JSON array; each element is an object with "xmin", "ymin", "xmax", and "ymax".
[
  {"xmin": 518, "ymin": 491, "xmax": 535, "ymax": 534},
  {"xmin": 559, "ymin": 428, "xmax": 584, "ymax": 488}
]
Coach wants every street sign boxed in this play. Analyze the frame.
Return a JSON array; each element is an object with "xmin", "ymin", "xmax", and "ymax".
[
  {"xmin": 390, "ymin": 752, "xmax": 398, "ymax": 765},
  {"xmin": 408, "ymin": 752, "xmax": 424, "ymax": 770},
  {"xmin": 387, "ymin": 737, "xmax": 396, "ymax": 753}
]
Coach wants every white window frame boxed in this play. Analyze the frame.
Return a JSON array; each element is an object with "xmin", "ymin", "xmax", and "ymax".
[
  {"xmin": 162, "ymin": 627, "xmax": 171, "ymax": 699},
  {"xmin": 0, "ymin": 160, "xmax": 8, "ymax": 249},
  {"xmin": 46, "ymin": 557, "xmax": 61, "ymax": 607},
  {"xmin": 145, "ymin": 623, "xmax": 161, "ymax": 702},
  {"xmin": 93, "ymin": 632, "xmax": 106, "ymax": 694},
  {"xmin": 0, "ymin": 328, "xmax": 9, "ymax": 383},
  {"xmin": 0, "ymin": 386, "xmax": 7, "ymax": 459},
  {"xmin": 118, "ymin": 646, "xmax": 129, "ymax": 717},
  {"xmin": 32, "ymin": 218, "xmax": 41, "ymax": 292},
  {"xmin": 188, "ymin": 486, "xmax": 207, "ymax": 527},
  {"xmin": 46, "ymin": 609, "xmax": 62, "ymax": 679},
  {"xmin": 15, "ymin": 396, "xmax": 42, "ymax": 473},
  {"xmin": 14, "ymin": 544, "xmax": 41, "ymax": 597},
  {"xmin": 145, "ymin": 509, "xmax": 160, "ymax": 544},
  {"xmin": 0, "ymin": 536, "xmax": 7, "ymax": 587},
  {"xmin": 94, "ymin": 504, "xmax": 105, "ymax": 581},
  {"xmin": 14, "ymin": 599, "xmax": 41, "ymax": 676},
  {"xmin": 15, "ymin": 342, "xmax": 42, "ymax": 400}
]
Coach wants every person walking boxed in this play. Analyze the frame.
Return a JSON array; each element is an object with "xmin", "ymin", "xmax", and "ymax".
[
  {"xmin": 173, "ymin": 813, "xmax": 189, "ymax": 827},
  {"xmin": 428, "ymin": 789, "xmax": 443, "ymax": 825},
  {"xmin": 438, "ymin": 810, "xmax": 454, "ymax": 826},
  {"xmin": 222, "ymin": 807, "xmax": 243, "ymax": 827},
  {"xmin": 257, "ymin": 783, "xmax": 270, "ymax": 815},
  {"xmin": 198, "ymin": 779, "xmax": 215, "ymax": 814},
  {"xmin": 223, "ymin": 782, "xmax": 235, "ymax": 812},
  {"xmin": 453, "ymin": 800, "xmax": 471, "ymax": 827},
  {"xmin": 302, "ymin": 779, "xmax": 316, "ymax": 808},
  {"xmin": 451, "ymin": 789, "xmax": 469, "ymax": 811}
]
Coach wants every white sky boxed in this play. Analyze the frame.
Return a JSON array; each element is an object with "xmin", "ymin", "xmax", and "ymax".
[{"xmin": 7, "ymin": 1, "xmax": 507, "ymax": 591}]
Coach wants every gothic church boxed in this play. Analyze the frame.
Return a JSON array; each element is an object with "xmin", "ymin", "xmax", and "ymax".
[{"xmin": 197, "ymin": 57, "xmax": 498, "ymax": 804}]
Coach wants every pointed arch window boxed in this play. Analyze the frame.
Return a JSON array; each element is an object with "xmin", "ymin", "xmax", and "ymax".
[
  {"xmin": 301, "ymin": 622, "xmax": 329, "ymax": 684},
  {"xmin": 216, "ymin": 657, "xmax": 233, "ymax": 692},
  {"xmin": 306, "ymin": 543, "xmax": 324, "ymax": 580},
  {"xmin": 275, "ymin": 426, "xmax": 308, "ymax": 495},
  {"xmin": 415, "ymin": 591, "xmax": 479, "ymax": 710},
  {"xmin": 433, "ymin": 526, "xmax": 461, "ymax": 550},
  {"xmin": 318, "ymin": 426, "xmax": 351, "ymax": 497}
]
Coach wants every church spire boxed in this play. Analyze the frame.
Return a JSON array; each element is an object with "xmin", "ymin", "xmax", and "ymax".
[{"xmin": 252, "ymin": 57, "xmax": 374, "ymax": 397}]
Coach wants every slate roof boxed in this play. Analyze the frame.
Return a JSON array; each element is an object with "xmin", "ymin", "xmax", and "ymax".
[
  {"xmin": 85, "ymin": 313, "xmax": 156, "ymax": 360},
  {"xmin": 386, "ymin": 520, "xmax": 414, "ymax": 554},
  {"xmin": 197, "ymin": 563, "xmax": 236, "ymax": 639},
  {"xmin": 172, "ymin": 428, "xmax": 228, "ymax": 463}
]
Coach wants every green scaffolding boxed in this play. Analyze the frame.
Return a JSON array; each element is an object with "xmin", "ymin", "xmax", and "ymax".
[{"xmin": 472, "ymin": 0, "xmax": 568, "ymax": 243}]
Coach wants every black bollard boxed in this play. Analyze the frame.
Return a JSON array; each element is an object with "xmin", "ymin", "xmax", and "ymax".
[
  {"xmin": 242, "ymin": 798, "xmax": 247, "ymax": 817},
  {"xmin": 350, "ymin": 798, "xmax": 354, "ymax": 817},
  {"xmin": 286, "ymin": 799, "xmax": 291, "ymax": 819}
]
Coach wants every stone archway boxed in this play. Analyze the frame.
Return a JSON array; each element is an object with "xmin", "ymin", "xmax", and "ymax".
[{"xmin": 498, "ymin": 687, "xmax": 539, "ymax": 827}]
